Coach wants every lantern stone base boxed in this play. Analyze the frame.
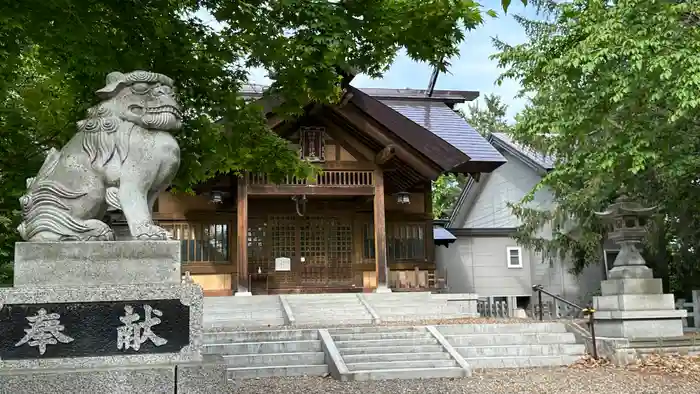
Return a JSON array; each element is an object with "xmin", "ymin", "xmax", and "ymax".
[{"xmin": 593, "ymin": 276, "xmax": 686, "ymax": 339}]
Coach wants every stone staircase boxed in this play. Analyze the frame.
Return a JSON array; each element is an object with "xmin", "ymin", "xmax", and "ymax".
[
  {"xmin": 437, "ymin": 323, "xmax": 585, "ymax": 369},
  {"xmin": 203, "ymin": 295, "xmax": 286, "ymax": 331},
  {"xmin": 283, "ymin": 293, "xmax": 374, "ymax": 325},
  {"xmin": 200, "ymin": 322, "xmax": 585, "ymax": 380},
  {"xmin": 328, "ymin": 326, "xmax": 469, "ymax": 380},
  {"xmin": 362, "ymin": 292, "xmax": 470, "ymax": 322},
  {"xmin": 203, "ymin": 328, "xmax": 328, "ymax": 379}
]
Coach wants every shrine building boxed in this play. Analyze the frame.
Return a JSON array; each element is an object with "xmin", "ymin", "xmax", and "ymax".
[{"xmin": 150, "ymin": 79, "xmax": 506, "ymax": 296}]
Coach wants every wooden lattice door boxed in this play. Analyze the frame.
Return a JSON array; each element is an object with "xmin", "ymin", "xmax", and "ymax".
[
  {"xmin": 268, "ymin": 215, "xmax": 297, "ymax": 287},
  {"xmin": 299, "ymin": 216, "xmax": 326, "ymax": 286},
  {"xmin": 326, "ymin": 217, "xmax": 353, "ymax": 285},
  {"xmin": 299, "ymin": 215, "xmax": 353, "ymax": 287}
]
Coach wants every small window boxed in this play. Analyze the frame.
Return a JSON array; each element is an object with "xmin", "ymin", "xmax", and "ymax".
[
  {"xmin": 506, "ymin": 246, "xmax": 523, "ymax": 268},
  {"xmin": 299, "ymin": 126, "xmax": 325, "ymax": 162}
]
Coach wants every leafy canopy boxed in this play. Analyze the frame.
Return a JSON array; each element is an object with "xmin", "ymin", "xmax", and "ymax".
[
  {"xmin": 492, "ymin": 0, "xmax": 700, "ymax": 285},
  {"xmin": 0, "ymin": 0, "xmax": 526, "ymax": 282}
]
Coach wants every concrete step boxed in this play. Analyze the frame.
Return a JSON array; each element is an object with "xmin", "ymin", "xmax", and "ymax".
[
  {"xmin": 203, "ymin": 319, "xmax": 286, "ymax": 331},
  {"xmin": 332, "ymin": 331, "xmax": 430, "ymax": 342},
  {"xmin": 456, "ymin": 343, "xmax": 585, "ymax": 358},
  {"xmin": 346, "ymin": 359, "xmax": 456, "ymax": 371},
  {"xmin": 223, "ymin": 351, "xmax": 325, "ymax": 367},
  {"xmin": 328, "ymin": 326, "xmax": 423, "ymax": 335},
  {"xmin": 444, "ymin": 333, "xmax": 576, "ymax": 346},
  {"xmin": 294, "ymin": 318, "xmax": 374, "ymax": 325},
  {"xmin": 290, "ymin": 302, "xmax": 366, "ymax": 308},
  {"xmin": 438, "ymin": 323, "xmax": 567, "ymax": 335},
  {"xmin": 293, "ymin": 310, "xmax": 369, "ymax": 318},
  {"xmin": 362, "ymin": 292, "xmax": 432, "ymax": 300},
  {"xmin": 204, "ymin": 340, "xmax": 322, "ymax": 354},
  {"xmin": 349, "ymin": 366, "xmax": 464, "ymax": 380},
  {"xmin": 206, "ymin": 295, "xmax": 281, "ymax": 306},
  {"xmin": 227, "ymin": 364, "xmax": 328, "ymax": 379},
  {"xmin": 343, "ymin": 352, "xmax": 451, "ymax": 363},
  {"xmin": 205, "ymin": 312, "xmax": 285, "ymax": 321},
  {"xmin": 204, "ymin": 329, "xmax": 318, "ymax": 343},
  {"xmin": 284, "ymin": 296, "xmax": 361, "ymax": 303},
  {"xmin": 335, "ymin": 337, "xmax": 437, "ymax": 349},
  {"xmin": 284, "ymin": 301, "xmax": 360, "ymax": 306},
  {"xmin": 339, "ymin": 344, "xmax": 444, "ymax": 355},
  {"xmin": 466, "ymin": 354, "xmax": 583, "ymax": 369}
]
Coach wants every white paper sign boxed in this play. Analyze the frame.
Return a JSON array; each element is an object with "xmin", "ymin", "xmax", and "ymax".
[{"xmin": 275, "ymin": 257, "xmax": 291, "ymax": 272}]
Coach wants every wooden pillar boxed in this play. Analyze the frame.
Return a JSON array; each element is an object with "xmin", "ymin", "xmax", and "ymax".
[
  {"xmin": 373, "ymin": 169, "xmax": 390, "ymax": 292},
  {"xmin": 424, "ymin": 182, "xmax": 434, "ymax": 263},
  {"xmin": 235, "ymin": 174, "xmax": 251, "ymax": 296}
]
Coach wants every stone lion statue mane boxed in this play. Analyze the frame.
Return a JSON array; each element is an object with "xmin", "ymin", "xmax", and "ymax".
[{"xmin": 18, "ymin": 70, "xmax": 182, "ymax": 242}]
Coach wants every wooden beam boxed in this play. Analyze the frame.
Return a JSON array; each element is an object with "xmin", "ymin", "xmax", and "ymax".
[
  {"xmin": 248, "ymin": 185, "xmax": 374, "ymax": 196},
  {"xmin": 330, "ymin": 104, "xmax": 441, "ymax": 179},
  {"xmin": 373, "ymin": 169, "xmax": 389, "ymax": 291},
  {"xmin": 236, "ymin": 175, "xmax": 250, "ymax": 295},
  {"xmin": 321, "ymin": 161, "xmax": 376, "ymax": 171},
  {"xmin": 375, "ymin": 144, "xmax": 396, "ymax": 165}
]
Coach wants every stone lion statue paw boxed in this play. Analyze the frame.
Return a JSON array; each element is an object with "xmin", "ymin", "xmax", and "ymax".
[{"xmin": 134, "ymin": 224, "xmax": 172, "ymax": 241}]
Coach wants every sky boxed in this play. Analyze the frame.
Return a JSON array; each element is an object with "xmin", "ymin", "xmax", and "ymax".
[{"xmin": 198, "ymin": 1, "xmax": 538, "ymax": 120}]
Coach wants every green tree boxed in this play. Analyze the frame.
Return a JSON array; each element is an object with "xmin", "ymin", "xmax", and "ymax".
[
  {"xmin": 491, "ymin": 0, "xmax": 700, "ymax": 294},
  {"xmin": 0, "ymin": 0, "xmax": 526, "ymax": 282},
  {"xmin": 432, "ymin": 93, "xmax": 512, "ymax": 219},
  {"xmin": 460, "ymin": 93, "xmax": 511, "ymax": 137}
]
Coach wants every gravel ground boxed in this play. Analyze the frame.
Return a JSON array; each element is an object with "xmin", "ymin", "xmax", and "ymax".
[{"xmin": 230, "ymin": 367, "xmax": 698, "ymax": 394}]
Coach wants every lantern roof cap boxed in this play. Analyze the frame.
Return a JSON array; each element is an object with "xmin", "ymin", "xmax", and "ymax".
[{"xmin": 594, "ymin": 195, "xmax": 657, "ymax": 219}]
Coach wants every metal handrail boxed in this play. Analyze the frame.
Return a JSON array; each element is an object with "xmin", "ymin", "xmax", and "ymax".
[{"xmin": 532, "ymin": 284, "xmax": 598, "ymax": 359}]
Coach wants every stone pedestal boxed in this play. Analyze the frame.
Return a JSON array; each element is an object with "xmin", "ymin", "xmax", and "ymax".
[
  {"xmin": 0, "ymin": 241, "xmax": 227, "ymax": 394},
  {"xmin": 593, "ymin": 265, "xmax": 686, "ymax": 339}
]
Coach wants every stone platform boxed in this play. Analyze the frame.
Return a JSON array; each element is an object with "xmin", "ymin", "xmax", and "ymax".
[{"xmin": 0, "ymin": 241, "xmax": 227, "ymax": 394}]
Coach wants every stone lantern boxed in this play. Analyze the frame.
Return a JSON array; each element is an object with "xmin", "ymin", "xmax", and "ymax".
[
  {"xmin": 594, "ymin": 195, "xmax": 656, "ymax": 279},
  {"xmin": 592, "ymin": 195, "xmax": 686, "ymax": 339}
]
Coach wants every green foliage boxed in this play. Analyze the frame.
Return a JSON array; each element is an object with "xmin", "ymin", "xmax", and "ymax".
[
  {"xmin": 432, "ymin": 173, "xmax": 466, "ymax": 219},
  {"xmin": 0, "ymin": 0, "xmax": 526, "ymax": 283},
  {"xmin": 432, "ymin": 93, "xmax": 512, "ymax": 219},
  {"xmin": 460, "ymin": 93, "xmax": 512, "ymax": 136},
  {"xmin": 492, "ymin": 0, "xmax": 700, "ymax": 293}
]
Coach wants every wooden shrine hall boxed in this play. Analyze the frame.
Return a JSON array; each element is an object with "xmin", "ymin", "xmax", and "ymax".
[{"xmin": 149, "ymin": 83, "xmax": 506, "ymax": 296}]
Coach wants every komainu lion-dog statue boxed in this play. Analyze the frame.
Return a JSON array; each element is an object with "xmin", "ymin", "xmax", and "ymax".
[{"xmin": 17, "ymin": 71, "xmax": 182, "ymax": 242}]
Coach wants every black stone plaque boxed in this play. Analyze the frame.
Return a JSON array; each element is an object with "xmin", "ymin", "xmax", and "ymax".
[{"xmin": 0, "ymin": 299, "xmax": 190, "ymax": 360}]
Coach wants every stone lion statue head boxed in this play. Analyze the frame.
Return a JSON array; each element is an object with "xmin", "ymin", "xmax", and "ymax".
[
  {"xmin": 91, "ymin": 70, "xmax": 182, "ymax": 131},
  {"xmin": 76, "ymin": 71, "xmax": 183, "ymax": 166}
]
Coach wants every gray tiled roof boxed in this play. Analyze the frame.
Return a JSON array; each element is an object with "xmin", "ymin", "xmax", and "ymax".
[
  {"xmin": 491, "ymin": 132, "xmax": 555, "ymax": 170},
  {"xmin": 380, "ymin": 100, "xmax": 506, "ymax": 164},
  {"xmin": 238, "ymin": 84, "xmax": 505, "ymax": 167},
  {"xmin": 240, "ymin": 85, "xmax": 476, "ymax": 103},
  {"xmin": 433, "ymin": 226, "xmax": 457, "ymax": 241}
]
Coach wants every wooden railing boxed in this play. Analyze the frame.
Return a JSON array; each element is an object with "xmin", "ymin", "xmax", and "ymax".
[
  {"xmin": 158, "ymin": 221, "xmax": 231, "ymax": 264},
  {"xmin": 248, "ymin": 170, "xmax": 374, "ymax": 187}
]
